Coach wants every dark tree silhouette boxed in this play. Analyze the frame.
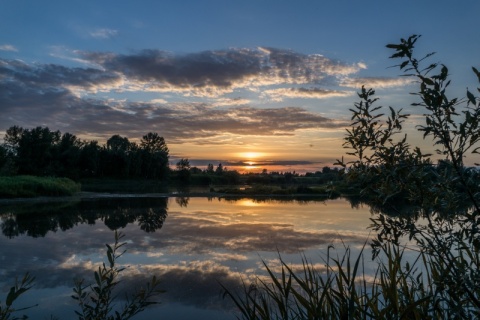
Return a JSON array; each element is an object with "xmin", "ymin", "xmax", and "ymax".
[{"xmin": 2, "ymin": 125, "xmax": 170, "ymax": 181}]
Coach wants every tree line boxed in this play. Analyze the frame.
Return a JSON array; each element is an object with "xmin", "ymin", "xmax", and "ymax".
[
  {"xmin": 0, "ymin": 126, "xmax": 170, "ymax": 180},
  {"xmin": 0, "ymin": 125, "xmax": 344, "ymax": 186}
]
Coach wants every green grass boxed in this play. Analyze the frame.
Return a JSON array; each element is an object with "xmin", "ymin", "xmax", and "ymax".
[{"xmin": 0, "ymin": 175, "xmax": 80, "ymax": 198}]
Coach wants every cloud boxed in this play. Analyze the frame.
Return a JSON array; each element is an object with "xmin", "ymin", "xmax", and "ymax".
[
  {"xmin": 261, "ymin": 87, "xmax": 353, "ymax": 102},
  {"xmin": 89, "ymin": 28, "xmax": 118, "ymax": 39},
  {"xmin": 143, "ymin": 213, "xmax": 366, "ymax": 254},
  {"xmin": 211, "ymin": 97, "xmax": 250, "ymax": 107},
  {"xmin": 357, "ymin": 62, "xmax": 367, "ymax": 69},
  {"xmin": 340, "ymin": 77, "xmax": 413, "ymax": 89},
  {"xmin": 79, "ymin": 47, "xmax": 361, "ymax": 95},
  {"xmin": 1, "ymin": 47, "xmax": 362, "ymax": 99},
  {"xmin": 0, "ymin": 44, "xmax": 18, "ymax": 52},
  {"xmin": 150, "ymin": 98, "xmax": 168, "ymax": 104},
  {"xmin": 0, "ymin": 73, "xmax": 347, "ymax": 142},
  {"xmin": 0, "ymin": 46, "xmax": 357, "ymax": 143},
  {"xmin": 0, "ymin": 58, "xmax": 122, "ymax": 92}
]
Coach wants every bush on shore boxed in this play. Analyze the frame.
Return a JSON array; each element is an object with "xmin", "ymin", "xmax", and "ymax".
[{"xmin": 0, "ymin": 175, "xmax": 80, "ymax": 198}]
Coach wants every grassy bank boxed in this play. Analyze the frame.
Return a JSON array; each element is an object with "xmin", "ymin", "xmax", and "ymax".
[
  {"xmin": 0, "ymin": 176, "xmax": 80, "ymax": 198},
  {"xmin": 80, "ymin": 178, "xmax": 169, "ymax": 193}
]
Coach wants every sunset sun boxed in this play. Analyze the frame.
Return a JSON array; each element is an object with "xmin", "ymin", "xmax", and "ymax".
[{"xmin": 239, "ymin": 152, "xmax": 264, "ymax": 160}]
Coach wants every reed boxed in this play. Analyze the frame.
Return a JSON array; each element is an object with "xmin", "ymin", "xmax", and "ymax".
[{"xmin": 223, "ymin": 241, "xmax": 480, "ymax": 319}]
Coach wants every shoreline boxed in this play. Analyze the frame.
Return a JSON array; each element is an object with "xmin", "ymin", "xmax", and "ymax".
[{"xmin": 0, "ymin": 190, "xmax": 340, "ymax": 204}]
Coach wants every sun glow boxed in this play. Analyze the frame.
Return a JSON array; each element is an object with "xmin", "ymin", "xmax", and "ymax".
[
  {"xmin": 238, "ymin": 199, "xmax": 262, "ymax": 207},
  {"xmin": 243, "ymin": 165, "xmax": 260, "ymax": 171},
  {"xmin": 238, "ymin": 152, "xmax": 265, "ymax": 160}
]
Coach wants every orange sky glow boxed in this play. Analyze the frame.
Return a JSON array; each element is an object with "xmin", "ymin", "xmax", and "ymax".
[{"xmin": 1, "ymin": 2, "xmax": 479, "ymax": 173}]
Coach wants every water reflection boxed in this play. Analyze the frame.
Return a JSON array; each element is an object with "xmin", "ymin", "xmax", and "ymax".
[
  {"xmin": 0, "ymin": 197, "xmax": 168, "ymax": 238},
  {"xmin": 0, "ymin": 196, "xmax": 374, "ymax": 319},
  {"xmin": 175, "ymin": 196, "xmax": 190, "ymax": 207},
  {"xmin": 0, "ymin": 196, "xmax": 352, "ymax": 239}
]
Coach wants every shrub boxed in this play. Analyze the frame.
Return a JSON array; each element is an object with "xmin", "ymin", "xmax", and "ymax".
[
  {"xmin": 225, "ymin": 35, "xmax": 480, "ymax": 319},
  {"xmin": 0, "ymin": 176, "xmax": 80, "ymax": 198}
]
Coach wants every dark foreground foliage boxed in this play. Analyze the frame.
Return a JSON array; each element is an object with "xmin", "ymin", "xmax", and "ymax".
[
  {"xmin": 224, "ymin": 242, "xmax": 480, "ymax": 319},
  {"xmin": 224, "ymin": 35, "xmax": 480, "ymax": 319}
]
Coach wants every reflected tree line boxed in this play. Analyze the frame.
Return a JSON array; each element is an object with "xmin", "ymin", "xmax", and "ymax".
[
  {"xmin": 0, "ymin": 196, "xmax": 341, "ymax": 239},
  {"xmin": 0, "ymin": 197, "xmax": 168, "ymax": 238},
  {"xmin": 1, "ymin": 194, "xmax": 452, "ymax": 239}
]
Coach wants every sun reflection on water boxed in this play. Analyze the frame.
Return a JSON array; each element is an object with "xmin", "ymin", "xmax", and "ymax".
[{"xmin": 237, "ymin": 199, "xmax": 262, "ymax": 207}]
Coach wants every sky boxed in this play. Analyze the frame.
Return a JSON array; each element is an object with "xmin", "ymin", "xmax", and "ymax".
[{"xmin": 1, "ymin": 0, "xmax": 479, "ymax": 173}]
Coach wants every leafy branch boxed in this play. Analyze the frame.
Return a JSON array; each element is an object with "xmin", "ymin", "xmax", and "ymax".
[
  {"xmin": 72, "ymin": 230, "xmax": 164, "ymax": 320},
  {"xmin": 0, "ymin": 273, "xmax": 36, "ymax": 320}
]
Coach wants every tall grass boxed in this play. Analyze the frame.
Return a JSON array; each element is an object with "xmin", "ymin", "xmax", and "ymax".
[
  {"xmin": 0, "ymin": 175, "xmax": 80, "ymax": 198},
  {"xmin": 223, "ymin": 241, "xmax": 480, "ymax": 319}
]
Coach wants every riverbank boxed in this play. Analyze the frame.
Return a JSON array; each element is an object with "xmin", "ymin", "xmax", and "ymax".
[
  {"xmin": 0, "ymin": 175, "xmax": 354, "ymax": 200},
  {"xmin": 0, "ymin": 176, "xmax": 80, "ymax": 198}
]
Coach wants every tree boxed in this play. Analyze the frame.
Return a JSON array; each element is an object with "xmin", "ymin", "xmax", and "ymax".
[
  {"xmin": 106, "ymin": 134, "xmax": 131, "ymax": 154},
  {"xmin": 215, "ymin": 163, "xmax": 224, "ymax": 175},
  {"xmin": 176, "ymin": 158, "xmax": 191, "ymax": 183},
  {"xmin": 176, "ymin": 158, "xmax": 190, "ymax": 171},
  {"xmin": 206, "ymin": 163, "xmax": 214, "ymax": 174},
  {"xmin": 0, "ymin": 145, "xmax": 8, "ymax": 173},
  {"xmin": 103, "ymin": 135, "xmax": 132, "ymax": 178},
  {"xmin": 337, "ymin": 35, "xmax": 480, "ymax": 315},
  {"xmin": 222, "ymin": 170, "xmax": 241, "ymax": 184},
  {"xmin": 140, "ymin": 132, "xmax": 168, "ymax": 154},
  {"xmin": 322, "ymin": 166, "xmax": 331, "ymax": 174},
  {"xmin": 14, "ymin": 126, "xmax": 61, "ymax": 176},
  {"xmin": 139, "ymin": 132, "xmax": 169, "ymax": 180},
  {"xmin": 55, "ymin": 132, "xmax": 83, "ymax": 179},
  {"xmin": 79, "ymin": 140, "xmax": 101, "ymax": 177},
  {"xmin": 189, "ymin": 166, "xmax": 202, "ymax": 174},
  {"xmin": 3, "ymin": 125, "xmax": 24, "ymax": 155}
]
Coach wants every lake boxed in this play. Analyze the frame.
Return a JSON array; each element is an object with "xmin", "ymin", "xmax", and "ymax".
[{"xmin": 0, "ymin": 194, "xmax": 376, "ymax": 319}]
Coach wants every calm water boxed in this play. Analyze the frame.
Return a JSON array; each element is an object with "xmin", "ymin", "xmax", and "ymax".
[{"xmin": 0, "ymin": 194, "xmax": 375, "ymax": 319}]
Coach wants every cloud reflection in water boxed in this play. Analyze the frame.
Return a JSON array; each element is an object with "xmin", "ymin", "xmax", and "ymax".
[{"xmin": 0, "ymin": 196, "xmax": 373, "ymax": 319}]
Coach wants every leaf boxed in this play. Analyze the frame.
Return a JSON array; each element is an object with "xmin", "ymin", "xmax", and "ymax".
[
  {"xmin": 467, "ymin": 89, "xmax": 477, "ymax": 105},
  {"xmin": 107, "ymin": 251, "xmax": 114, "ymax": 268},
  {"xmin": 6, "ymin": 286, "xmax": 16, "ymax": 306},
  {"xmin": 473, "ymin": 66, "xmax": 480, "ymax": 82},
  {"xmin": 420, "ymin": 76, "xmax": 434, "ymax": 86},
  {"xmin": 440, "ymin": 65, "xmax": 448, "ymax": 80},
  {"xmin": 386, "ymin": 44, "xmax": 401, "ymax": 49},
  {"xmin": 94, "ymin": 271, "xmax": 101, "ymax": 286}
]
